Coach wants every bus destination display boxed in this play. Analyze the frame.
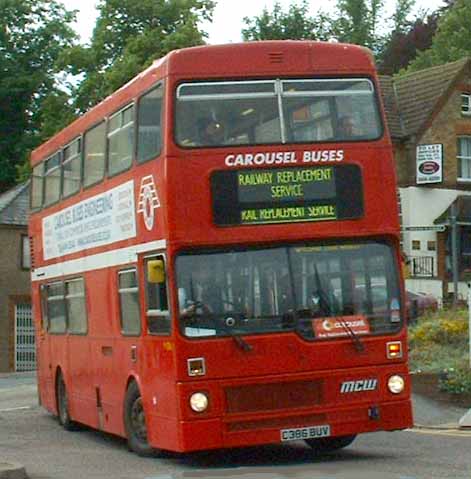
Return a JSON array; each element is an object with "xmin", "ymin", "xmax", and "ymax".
[{"xmin": 211, "ymin": 164, "xmax": 363, "ymax": 226}]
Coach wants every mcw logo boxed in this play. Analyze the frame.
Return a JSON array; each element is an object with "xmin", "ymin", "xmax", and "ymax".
[{"xmin": 340, "ymin": 379, "xmax": 378, "ymax": 394}]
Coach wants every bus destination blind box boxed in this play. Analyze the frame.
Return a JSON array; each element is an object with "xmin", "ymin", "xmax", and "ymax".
[{"xmin": 211, "ymin": 164, "xmax": 364, "ymax": 226}]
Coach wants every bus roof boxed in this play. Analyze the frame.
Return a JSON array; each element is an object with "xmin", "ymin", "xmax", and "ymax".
[{"xmin": 31, "ymin": 41, "xmax": 376, "ymax": 166}]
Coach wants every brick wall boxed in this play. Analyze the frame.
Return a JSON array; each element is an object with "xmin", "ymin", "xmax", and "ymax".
[{"xmin": 0, "ymin": 225, "xmax": 31, "ymax": 372}]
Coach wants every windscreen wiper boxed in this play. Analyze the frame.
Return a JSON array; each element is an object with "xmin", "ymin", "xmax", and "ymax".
[
  {"xmin": 335, "ymin": 316, "xmax": 365, "ymax": 352},
  {"xmin": 222, "ymin": 316, "xmax": 253, "ymax": 352}
]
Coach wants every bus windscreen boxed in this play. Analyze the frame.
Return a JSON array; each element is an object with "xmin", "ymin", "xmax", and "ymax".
[{"xmin": 176, "ymin": 241, "xmax": 401, "ymax": 340}]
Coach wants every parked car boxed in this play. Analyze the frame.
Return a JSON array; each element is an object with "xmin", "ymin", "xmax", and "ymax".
[{"xmin": 406, "ymin": 290, "xmax": 438, "ymax": 321}]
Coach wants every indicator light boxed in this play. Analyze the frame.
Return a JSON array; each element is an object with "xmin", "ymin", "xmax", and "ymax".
[
  {"xmin": 187, "ymin": 357, "xmax": 206, "ymax": 376},
  {"xmin": 387, "ymin": 341, "xmax": 402, "ymax": 359}
]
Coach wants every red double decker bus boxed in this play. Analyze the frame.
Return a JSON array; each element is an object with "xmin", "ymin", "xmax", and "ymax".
[{"xmin": 30, "ymin": 41, "xmax": 412, "ymax": 456}]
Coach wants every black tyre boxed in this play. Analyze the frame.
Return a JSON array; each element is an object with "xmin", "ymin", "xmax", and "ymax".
[
  {"xmin": 124, "ymin": 381, "xmax": 161, "ymax": 457},
  {"xmin": 306, "ymin": 434, "xmax": 356, "ymax": 453},
  {"xmin": 56, "ymin": 372, "xmax": 78, "ymax": 431}
]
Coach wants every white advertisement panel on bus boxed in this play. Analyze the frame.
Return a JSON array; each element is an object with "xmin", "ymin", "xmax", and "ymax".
[{"xmin": 42, "ymin": 180, "xmax": 136, "ymax": 261}]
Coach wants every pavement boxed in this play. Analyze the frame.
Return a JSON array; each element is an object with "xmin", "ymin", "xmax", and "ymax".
[{"xmin": 1, "ymin": 371, "xmax": 471, "ymax": 478}]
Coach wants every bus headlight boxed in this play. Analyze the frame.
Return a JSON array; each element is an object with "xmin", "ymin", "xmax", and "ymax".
[
  {"xmin": 190, "ymin": 392, "xmax": 209, "ymax": 412},
  {"xmin": 387, "ymin": 375, "xmax": 405, "ymax": 394}
]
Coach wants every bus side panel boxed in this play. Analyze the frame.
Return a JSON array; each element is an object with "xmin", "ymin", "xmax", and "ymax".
[
  {"xmin": 67, "ymin": 335, "xmax": 96, "ymax": 427},
  {"xmin": 88, "ymin": 268, "xmax": 123, "ymax": 435}
]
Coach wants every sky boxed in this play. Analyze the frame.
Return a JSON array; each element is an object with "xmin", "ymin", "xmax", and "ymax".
[{"xmin": 62, "ymin": 0, "xmax": 446, "ymax": 45}]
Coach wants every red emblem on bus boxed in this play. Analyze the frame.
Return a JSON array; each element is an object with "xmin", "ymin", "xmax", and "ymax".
[{"xmin": 137, "ymin": 175, "xmax": 160, "ymax": 231}]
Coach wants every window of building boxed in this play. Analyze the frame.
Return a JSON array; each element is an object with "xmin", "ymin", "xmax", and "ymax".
[
  {"xmin": 118, "ymin": 268, "xmax": 141, "ymax": 335},
  {"xmin": 44, "ymin": 152, "xmax": 61, "ymax": 206},
  {"xmin": 462, "ymin": 93, "xmax": 471, "ymax": 115},
  {"xmin": 21, "ymin": 235, "xmax": 30, "ymax": 270},
  {"xmin": 84, "ymin": 121, "xmax": 106, "ymax": 187},
  {"xmin": 31, "ymin": 163, "xmax": 44, "ymax": 210},
  {"xmin": 458, "ymin": 137, "xmax": 471, "ymax": 180},
  {"xmin": 46, "ymin": 282, "xmax": 66, "ymax": 334},
  {"xmin": 412, "ymin": 240, "xmax": 421, "ymax": 250},
  {"xmin": 137, "ymin": 85, "xmax": 163, "ymax": 163},
  {"xmin": 62, "ymin": 138, "xmax": 82, "ymax": 197},
  {"xmin": 144, "ymin": 256, "xmax": 170, "ymax": 334},
  {"xmin": 427, "ymin": 241, "xmax": 436, "ymax": 251},
  {"xmin": 66, "ymin": 278, "xmax": 87, "ymax": 334},
  {"xmin": 108, "ymin": 104, "xmax": 134, "ymax": 176}
]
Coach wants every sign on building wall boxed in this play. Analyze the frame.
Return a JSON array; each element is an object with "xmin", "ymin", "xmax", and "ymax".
[
  {"xmin": 42, "ymin": 180, "xmax": 136, "ymax": 260},
  {"xmin": 416, "ymin": 144, "xmax": 443, "ymax": 184}
]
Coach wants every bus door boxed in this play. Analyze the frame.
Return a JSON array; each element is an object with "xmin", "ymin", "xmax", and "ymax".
[
  {"xmin": 64, "ymin": 277, "xmax": 94, "ymax": 424},
  {"xmin": 36, "ymin": 284, "xmax": 55, "ymax": 410},
  {"xmin": 139, "ymin": 254, "xmax": 175, "ymax": 422},
  {"xmin": 91, "ymin": 267, "xmax": 131, "ymax": 434}
]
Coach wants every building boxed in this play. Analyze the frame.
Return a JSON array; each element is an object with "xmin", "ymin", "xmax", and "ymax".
[
  {"xmin": 0, "ymin": 182, "xmax": 34, "ymax": 372},
  {"xmin": 380, "ymin": 58, "xmax": 471, "ymax": 303}
]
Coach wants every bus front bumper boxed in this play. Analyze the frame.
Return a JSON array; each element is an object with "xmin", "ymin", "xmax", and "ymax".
[{"xmin": 152, "ymin": 397, "xmax": 413, "ymax": 453}]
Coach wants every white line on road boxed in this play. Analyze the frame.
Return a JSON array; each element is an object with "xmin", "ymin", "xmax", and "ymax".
[{"xmin": 0, "ymin": 406, "xmax": 32, "ymax": 412}]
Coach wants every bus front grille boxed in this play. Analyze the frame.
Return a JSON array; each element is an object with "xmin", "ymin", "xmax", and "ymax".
[
  {"xmin": 225, "ymin": 379, "xmax": 323, "ymax": 413},
  {"xmin": 226, "ymin": 413, "xmax": 327, "ymax": 432}
]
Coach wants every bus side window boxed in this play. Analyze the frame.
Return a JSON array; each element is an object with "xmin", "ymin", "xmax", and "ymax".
[
  {"xmin": 31, "ymin": 162, "xmax": 44, "ymax": 210},
  {"xmin": 62, "ymin": 138, "xmax": 82, "ymax": 198},
  {"xmin": 108, "ymin": 104, "xmax": 134, "ymax": 176},
  {"xmin": 65, "ymin": 278, "xmax": 87, "ymax": 335},
  {"xmin": 118, "ymin": 268, "xmax": 141, "ymax": 336},
  {"xmin": 39, "ymin": 284, "xmax": 49, "ymax": 331},
  {"xmin": 144, "ymin": 256, "xmax": 170, "ymax": 335},
  {"xmin": 44, "ymin": 152, "xmax": 61, "ymax": 206},
  {"xmin": 46, "ymin": 282, "xmax": 66, "ymax": 334},
  {"xmin": 137, "ymin": 84, "xmax": 163, "ymax": 163},
  {"xmin": 83, "ymin": 121, "xmax": 106, "ymax": 188}
]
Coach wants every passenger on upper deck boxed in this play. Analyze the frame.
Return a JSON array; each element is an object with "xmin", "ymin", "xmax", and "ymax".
[
  {"xmin": 197, "ymin": 117, "xmax": 225, "ymax": 145},
  {"xmin": 337, "ymin": 115, "xmax": 355, "ymax": 139}
]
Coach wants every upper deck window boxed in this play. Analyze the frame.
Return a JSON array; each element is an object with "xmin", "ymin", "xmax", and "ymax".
[
  {"xmin": 84, "ymin": 121, "xmax": 106, "ymax": 188},
  {"xmin": 175, "ymin": 78, "xmax": 382, "ymax": 148},
  {"xmin": 62, "ymin": 138, "xmax": 81, "ymax": 198},
  {"xmin": 176, "ymin": 81, "xmax": 280, "ymax": 147},
  {"xmin": 44, "ymin": 152, "xmax": 61, "ymax": 206},
  {"xmin": 137, "ymin": 85, "xmax": 163, "ymax": 163},
  {"xmin": 31, "ymin": 163, "xmax": 44, "ymax": 210},
  {"xmin": 108, "ymin": 104, "xmax": 134, "ymax": 176}
]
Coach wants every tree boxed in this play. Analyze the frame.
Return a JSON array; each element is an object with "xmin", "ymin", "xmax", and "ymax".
[
  {"xmin": 242, "ymin": 1, "xmax": 332, "ymax": 41},
  {"xmin": 404, "ymin": 0, "xmax": 471, "ymax": 72},
  {"xmin": 69, "ymin": 0, "xmax": 215, "ymax": 112},
  {"xmin": 379, "ymin": 13, "xmax": 439, "ymax": 74},
  {"xmin": 0, "ymin": 0, "xmax": 77, "ymax": 190},
  {"xmin": 331, "ymin": 0, "xmax": 385, "ymax": 53}
]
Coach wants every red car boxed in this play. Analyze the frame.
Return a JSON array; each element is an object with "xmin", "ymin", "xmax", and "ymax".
[{"xmin": 406, "ymin": 291, "xmax": 438, "ymax": 321}]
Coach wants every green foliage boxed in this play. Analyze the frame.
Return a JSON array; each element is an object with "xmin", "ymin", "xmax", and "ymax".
[
  {"xmin": 408, "ymin": 310, "xmax": 470, "ymax": 386},
  {"xmin": 404, "ymin": 0, "xmax": 471, "ymax": 73},
  {"xmin": 70, "ymin": 0, "xmax": 216, "ymax": 112},
  {"xmin": 331, "ymin": 0, "xmax": 386, "ymax": 53},
  {"xmin": 0, "ymin": 0, "xmax": 77, "ymax": 189},
  {"xmin": 439, "ymin": 366, "xmax": 471, "ymax": 394},
  {"xmin": 242, "ymin": 1, "xmax": 332, "ymax": 41}
]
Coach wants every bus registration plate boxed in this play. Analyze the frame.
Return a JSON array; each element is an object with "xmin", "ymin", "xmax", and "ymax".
[{"xmin": 280, "ymin": 425, "xmax": 331, "ymax": 442}]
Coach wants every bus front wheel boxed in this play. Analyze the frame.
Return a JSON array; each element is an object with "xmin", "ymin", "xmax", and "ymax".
[
  {"xmin": 305, "ymin": 434, "xmax": 356, "ymax": 453},
  {"xmin": 124, "ymin": 381, "xmax": 161, "ymax": 457},
  {"xmin": 56, "ymin": 371, "xmax": 77, "ymax": 431}
]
